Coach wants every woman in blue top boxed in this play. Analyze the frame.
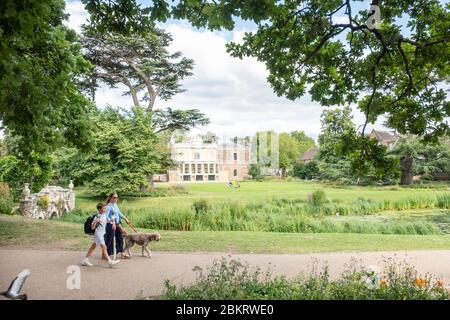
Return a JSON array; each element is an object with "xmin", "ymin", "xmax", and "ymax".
[{"xmin": 104, "ymin": 192, "xmax": 130, "ymax": 259}]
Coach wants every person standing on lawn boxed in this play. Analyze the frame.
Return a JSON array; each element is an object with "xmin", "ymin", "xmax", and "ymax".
[{"xmin": 105, "ymin": 192, "xmax": 130, "ymax": 259}]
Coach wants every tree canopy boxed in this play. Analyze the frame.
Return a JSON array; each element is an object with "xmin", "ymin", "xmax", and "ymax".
[
  {"xmin": 317, "ymin": 106, "xmax": 399, "ymax": 183},
  {"xmin": 82, "ymin": 27, "xmax": 194, "ymax": 110},
  {"xmin": 0, "ymin": 0, "xmax": 92, "ymax": 156},
  {"xmin": 54, "ymin": 106, "xmax": 173, "ymax": 196},
  {"xmin": 390, "ymin": 136, "xmax": 450, "ymax": 184},
  {"xmin": 82, "ymin": 0, "xmax": 450, "ymax": 142}
]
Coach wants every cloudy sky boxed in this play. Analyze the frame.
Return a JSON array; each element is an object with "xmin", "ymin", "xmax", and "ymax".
[{"xmin": 65, "ymin": 0, "xmax": 389, "ymax": 142}]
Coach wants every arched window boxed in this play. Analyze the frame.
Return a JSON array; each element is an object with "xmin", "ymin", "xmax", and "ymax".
[{"xmin": 233, "ymin": 169, "xmax": 238, "ymax": 177}]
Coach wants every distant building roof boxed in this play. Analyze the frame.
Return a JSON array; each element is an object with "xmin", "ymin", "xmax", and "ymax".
[
  {"xmin": 299, "ymin": 147, "xmax": 319, "ymax": 161},
  {"xmin": 369, "ymin": 129, "xmax": 400, "ymax": 147}
]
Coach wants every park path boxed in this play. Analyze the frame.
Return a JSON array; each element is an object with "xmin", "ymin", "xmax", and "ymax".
[{"xmin": 1, "ymin": 249, "xmax": 450, "ymax": 300}]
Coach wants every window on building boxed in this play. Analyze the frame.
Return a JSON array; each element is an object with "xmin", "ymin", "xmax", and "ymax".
[
  {"xmin": 210, "ymin": 164, "xmax": 214, "ymax": 173},
  {"xmin": 179, "ymin": 164, "xmax": 183, "ymax": 173},
  {"xmin": 208, "ymin": 175, "xmax": 215, "ymax": 181},
  {"xmin": 191, "ymin": 164, "xmax": 196, "ymax": 174},
  {"xmin": 197, "ymin": 164, "xmax": 202, "ymax": 173},
  {"xmin": 233, "ymin": 152, "xmax": 238, "ymax": 160},
  {"xmin": 233, "ymin": 169, "xmax": 238, "ymax": 177},
  {"xmin": 185, "ymin": 164, "xmax": 189, "ymax": 173},
  {"xmin": 204, "ymin": 164, "xmax": 208, "ymax": 173},
  {"xmin": 215, "ymin": 164, "xmax": 219, "ymax": 173},
  {"xmin": 196, "ymin": 175, "xmax": 203, "ymax": 181},
  {"xmin": 183, "ymin": 175, "xmax": 191, "ymax": 181},
  {"xmin": 194, "ymin": 152, "xmax": 200, "ymax": 160}
]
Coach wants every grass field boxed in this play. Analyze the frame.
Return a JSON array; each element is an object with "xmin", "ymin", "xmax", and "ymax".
[
  {"xmin": 69, "ymin": 181, "xmax": 450, "ymax": 235},
  {"xmin": 75, "ymin": 180, "xmax": 450, "ymax": 211},
  {"xmin": 1, "ymin": 214, "xmax": 450, "ymax": 253},
  {"xmin": 2, "ymin": 181, "xmax": 449, "ymax": 253}
]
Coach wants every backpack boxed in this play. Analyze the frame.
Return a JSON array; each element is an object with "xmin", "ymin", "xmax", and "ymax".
[{"xmin": 84, "ymin": 214, "xmax": 98, "ymax": 235}]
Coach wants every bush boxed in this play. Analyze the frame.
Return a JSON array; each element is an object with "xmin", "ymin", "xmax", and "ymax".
[
  {"xmin": 0, "ymin": 183, "xmax": 13, "ymax": 215},
  {"xmin": 310, "ymin": 189, "xmax": 328, "ymax": 206},
  {"xmin": 161, "ymin": 258, "xmax": 449, "ymax": 300},
  {"xmin": 59, "ymin": 208, "xmax": 91, "ymax": 223},
  {"xmin": 248, "ymin": 164, "xmax": 262, "ymax": 180},
  {"xmin": 293, "ymin": 160, "xmax": 319, "ymax": 180},
  {"xmin": 0, "ymin": 198, "xmax": 13, "ymax": 215},
  {"xmin": 192, "ymin": 199, "xmax": 210, "ymax": 215}
]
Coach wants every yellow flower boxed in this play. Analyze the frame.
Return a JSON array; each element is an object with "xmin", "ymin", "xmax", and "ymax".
[
  {"xmin": 415, "ymin": 278, "xmax": 427, "ymax": 286},
  {"xmin": 380, "ymin": 278, "xmax": 387, "ymax": 287}
]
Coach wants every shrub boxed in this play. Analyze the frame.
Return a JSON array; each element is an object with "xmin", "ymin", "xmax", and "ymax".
[
  {"xmin": 36, "ymin": 195, "xmax": 50, "ymax": 209},
  {"xmin": 192, "ymin": 199, "xmax": 210, "ymax": 215},
  {"xmin": 161, "ymin": 258, "xmax": 449, "ymax": 300},
  {"xmin": 310, "ymin": 189, "xmax": 328, "ymax": 206},
  {"xmin": 0, "ymin": 182, "xmax": 13, "ymax": 215},
  {"xmin": 248, "ymin": 164, "xmax": 262, "ymax": 180},
  {"xmin": 0, "ymin": 198, "xmax": 13, "ymax": 215},
  {"xmin": 0, "ymin": 182, "xmax": 11, "ymax": 199},
  {"xmin": 59, "ymin": 208, "xmax": 91, "ymax": 223}
]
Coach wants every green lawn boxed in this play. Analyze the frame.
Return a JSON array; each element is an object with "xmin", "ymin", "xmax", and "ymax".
[
  {"xmin": 1, "ymin": 214, "xmax": 449, "ymax": 253},
  {"xmin": 75, "ymin": 180, "xmax": 450, "ymax": 212}
]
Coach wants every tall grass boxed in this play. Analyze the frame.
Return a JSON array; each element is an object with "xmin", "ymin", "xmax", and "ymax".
[{"xmin": 60, "ymin": 193, "xmax": 449, "ymax": 235}]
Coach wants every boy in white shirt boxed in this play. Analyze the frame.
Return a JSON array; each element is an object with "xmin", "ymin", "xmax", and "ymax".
[{"xmin": 81, "ymin": 203, "xmax": 120, "ymax": 268}]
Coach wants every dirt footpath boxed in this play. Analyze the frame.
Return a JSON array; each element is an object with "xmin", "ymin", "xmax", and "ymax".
[{"xmin": 1, "ymin": 249, "xmax": 450, "ymax": 300}]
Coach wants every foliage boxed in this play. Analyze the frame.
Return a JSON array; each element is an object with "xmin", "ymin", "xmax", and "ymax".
[
  {"xmin": 36, "ymin": 195, "xmax": 50, "ymax": 210},
  {"xmin": 81, "ymin": 24, "xmax": 208, "ymax": 135},
  {"xmin": 82, "ymin": 0, "xmax": 450, "ymax": 141},
  {"xmin": 0, "ymin": 182, "xmax": 13, "ymax": 215},
  {"xmin": 192, "ymin": 199, "xmax": 210, "ymax": 215},
  {"xmin": 279, "ymin": 133, "xmax": 300, "ymax": 176},
  {"xmin": 53, "ymin": 106, "xmax": 171, "ymax": 197},
  {"xmin": 0, "ymin": 0, "xmax": 92, "ymax": 156},
  {"xmin": 391, "ymin": 137, "xmax": 450, "ymax": 181},
  {"xmin": 290, "ymin": 131, "xmax": 316, "ymax": 158},
  {"xmin": 162, "ymin": 258, "xmax": 449, "ymax": 300},
  {"xmin": 78, "ymin": 0, "xmax": 450, "ymax": 185},
  {"xmin": 0, "ymin": 153, "xmax": 53, "ymax": 199},
  {"xmin": 293, "ymin": 160, "xmax": 319, "ymax": 180},
  {"xmin": 317, "ymin": 107, "xmax": 399, "ymax": 183},
  {"xmin": 248, "ymin": 164, "xmax": 262, "ymax": 180},
  {"xmin": 310, "ymin": 189, "xmax": 328, "ymax": 206},
  {"xmin": 82, "ymin": 27, "xmax": 192, "ymax": 108},
  {"xmin": 152, "ymin": 107, "xmax": 209, "ymax": 134},
  {"xmin": 100, "ymin": 194, "xmax": 449, "ymax": 235}
]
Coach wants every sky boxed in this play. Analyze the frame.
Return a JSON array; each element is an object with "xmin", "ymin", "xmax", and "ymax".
[{"xmin": 63, "ymin": 0, "xmax": 415, "ymax": 142}]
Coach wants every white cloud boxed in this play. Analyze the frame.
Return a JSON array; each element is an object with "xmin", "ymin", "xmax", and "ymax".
[
  {"xmin": 64, "ymin": 0, "xmax": 88, "ymax": 33},
  {"xmin": 332, "ymin": 15, "xmax": 350, "ymax": 24}
]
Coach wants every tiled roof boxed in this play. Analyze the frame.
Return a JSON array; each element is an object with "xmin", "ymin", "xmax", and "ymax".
[{"xmin": 300, "ymin": 147, "xmax": 319, "ymax": 161}]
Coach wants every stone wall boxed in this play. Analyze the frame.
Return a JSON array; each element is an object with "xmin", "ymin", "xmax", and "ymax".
[{"xmin": 19, "ymin": 182, "xmax": 76, "ymax": 219}]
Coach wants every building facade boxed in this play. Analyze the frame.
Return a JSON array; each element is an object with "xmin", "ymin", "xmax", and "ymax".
[{"xmin": 165, "ymin": 135, "xmax": 250, "ymax": 183}]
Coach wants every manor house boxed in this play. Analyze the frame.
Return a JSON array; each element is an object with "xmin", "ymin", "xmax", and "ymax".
[{"xmin": 161, "ymin": 135, "xmax": 251, "ymax": 183}]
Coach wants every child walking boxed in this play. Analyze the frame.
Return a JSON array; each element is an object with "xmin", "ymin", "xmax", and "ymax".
[{"xmin": 82, "ymin": 203, "xmax": 120, "ymax": 268}]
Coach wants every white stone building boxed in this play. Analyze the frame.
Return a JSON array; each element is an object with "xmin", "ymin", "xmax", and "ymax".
[{"xmin": 165, "ymin": 135, "xmax": 251, "ymax": 183}]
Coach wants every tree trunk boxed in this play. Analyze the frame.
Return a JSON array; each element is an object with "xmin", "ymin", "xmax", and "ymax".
[
  {"xmin": 147, "ymin": 174, "xmax": 155, "ymax": 191},
  {"xmin": 400, "ymin": 156, "xmax": 414, "ymax": 185}
]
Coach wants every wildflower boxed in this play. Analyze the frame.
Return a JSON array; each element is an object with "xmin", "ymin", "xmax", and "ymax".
[
  {"xmin": 380, "ymin": 277, "xmax": 388, "ymax": 287},
  {"xmin": 415, "ymin": 278, "xmax": 427, "ymax": 286},
  {"xmin": 434, "ymin": 280, "xmax": 444, "ymax": 288}
]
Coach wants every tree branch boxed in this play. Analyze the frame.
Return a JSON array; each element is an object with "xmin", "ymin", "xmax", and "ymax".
[{"xmin": 126, "ymin": 59, "xmax": 157, "ymax": 110}]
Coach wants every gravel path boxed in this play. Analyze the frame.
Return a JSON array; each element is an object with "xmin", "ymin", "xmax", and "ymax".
[{"xmin": 1, "ymin": 249, "xmax": 450, "ymax": 300}]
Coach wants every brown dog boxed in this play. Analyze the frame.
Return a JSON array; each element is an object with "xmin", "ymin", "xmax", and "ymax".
[{"xmin": 123, "ymin": 232, "xmax": 161, "ymax": 258}]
